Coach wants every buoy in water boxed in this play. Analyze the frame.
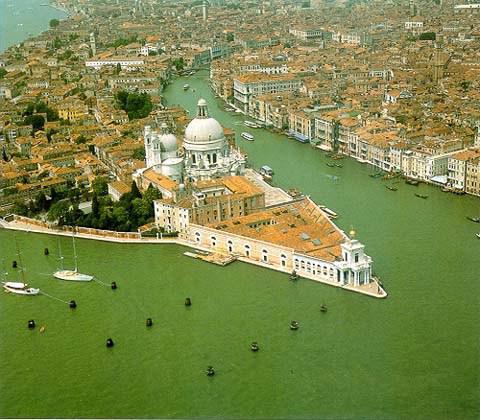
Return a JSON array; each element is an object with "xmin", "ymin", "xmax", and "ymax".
[
  {"xmin": 28, "ymin": 319, "xmax": 35, "ymax": 329},
  {"xmin": 206, "ymin": 366, "xmax": 215, "ymax": 376},
  {"xmin": 146, "ymin": 318, "xmax": 153, "ymax": 327},
  {"xmin": 12, "ymin": 260, "xmax": 17, "ymax": 268},
  {"xmin": 44, "ymin": 248, "xmax": 49, "ymax": 256},
  {"xmin": 185, "ymin": 297, "xmax": 192, "ymax": 306},
  {"xmin": 111, "ymin": 281, "xmax": 117, "ymax": 290},
  {"xmin": 251, "ymin": 341, "xmax": 259, "ymax": 352},
  {"xmin": 69, "ymin": 300, "xmax": 77, "ymax": 309},
  {"xmin": 106, "ymin": 338, "xmax": 114, "ymax": 348}
]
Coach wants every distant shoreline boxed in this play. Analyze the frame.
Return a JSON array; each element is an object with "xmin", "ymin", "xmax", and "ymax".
[{"xmin": 0, "ymin": 0, "xmax": 69, "ymax": 53}]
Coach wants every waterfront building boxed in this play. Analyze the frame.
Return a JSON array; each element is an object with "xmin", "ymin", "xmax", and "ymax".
[
  {"xmin": 188, "ymin": 196, "xmax": 374, "ymax": 288},
  {"xmin": 448, "ymin": 148, "xmax": 480, "ymax": 194},
  {"xmin": 233, "ymin": 74, "xmax": 302, "ymax": 114}
]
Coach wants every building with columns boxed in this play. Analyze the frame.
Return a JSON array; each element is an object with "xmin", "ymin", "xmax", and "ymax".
[{"xmin": 183, "ymin": 98, "xmax": 246, "ymax": 181}]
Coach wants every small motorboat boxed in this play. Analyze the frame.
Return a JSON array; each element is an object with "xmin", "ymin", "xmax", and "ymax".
[
  {"xmin": 206, "ymin": 366, "xmax": 215, "ymax": 376},
  {"xmin": 259, "ymin": 165, "xmax": 274, "ymax": 180},
  {"xmin": 386, "ymin": 185, "xmax": 398, "ymax": 191},
  {"xmin": 250, "ymin": 341, "xmax": 259, "ymax": 352},
  {"xmin": 290, "ymin": 320, "xmax": 299, "ymax": 330},
  {"xmin": 405, "ymin": 179, "xmax": 419, "ymax": 186},
  {"xmin": 476, "ymin": 233, "xmax": 480, "ymax": 239},
  {"xmin": 290, "ymin": 270, "xmax": 299, "ymax": 281},
  {"xmin": 2, "ymin": 281, "xmax": 40, "ymax": 295},
  {"xmin": 183, "ymin": 84, "xmax": 189, "ymax": 91},
  {"xmin": 320, "ymin": 304, "xmax": 327, "ymax": 313},
  {"xmin": 241, "ymin": 132, "xmax": 254, "ymax": 141},
  {"xmin": 466, "ymin": 216, "xmax": 480, "ymax": 223},
  {"xmin": 335, "ymin": 163, "xmax": 343, "ymax": 168},
  {"xmin": 415, "ymin": 193, "xmax": 428, "ymax": 199},
  {"xmin": 326, "ymin": 162, "xmax": 335, "ymax": 167}
]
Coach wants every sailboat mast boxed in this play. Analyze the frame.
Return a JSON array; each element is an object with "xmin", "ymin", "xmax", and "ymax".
[
  {"xmin": 15, "ymin": 238, "xmax": 26, "ymax": 284},
  {"xmin": 72, "ymin": 234, "xmax": 78, "ymax": 272},
  {"xmin": 58, "ymin": 237, "xmax": 64, "ymax": 270}
]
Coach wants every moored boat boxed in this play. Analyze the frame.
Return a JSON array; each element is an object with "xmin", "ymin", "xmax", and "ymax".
[
  {"xmin": 414, "ymin": 193, "xmax": 428, "ymax": 199},
  {"xmin": 244, "ymin": 120, "xmax": 260, "ymax": 128},
  {"xmin": 476, "ymin": 233, "xmax": 480, "ymax": 239},
  {"xmin": 386, "ymin": 185, "xmax": 398, "ymax": 191},
  {"xmin": 183, "ymin": 84, "xmax": 189, "ymax": 91},
  {"xmin": 259, "ymin": 165, "xmax": 274, "ymax": 180},
  {"xmin": 405, "ymin": 178, "xmax": 420, "ymax": 186},
  {"xmin": 241, "ymin": 132, "xmax": 254, "ymax": 141},
  {"xmin": 466, "ymin": 216, "xmax": 480, "ymax": 223},
  {"xmin": 320, "ymin": 206, "xmax": 338, "ymax": 219},
  {"xmin": 2, "ymin": 281, "xmax": 40, "ymax": 295},
  {"xmin": 53, "ymin": 236, "xmax": 93, "ymax": 282}
]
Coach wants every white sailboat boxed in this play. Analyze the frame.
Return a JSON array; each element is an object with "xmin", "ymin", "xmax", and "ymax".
[
  {"xmin": 53, "ymin": 235, "xmax": 93, "ymax": 282},
  {"xmin": 2, "ymin": 281, "xmax": 40, "ymax": 295},
  {"xmin": 1, "ymin": 248, "xmax": 40, "ymax": 296}
]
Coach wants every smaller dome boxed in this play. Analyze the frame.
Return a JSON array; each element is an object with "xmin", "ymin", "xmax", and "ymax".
[{"xmin": 159, "ymin": 123, "xmax": 177, "ymax": 153}]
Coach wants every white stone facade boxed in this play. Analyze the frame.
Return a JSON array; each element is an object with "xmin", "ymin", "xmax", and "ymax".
[{"xmin": 183, "ymin": 99, "xmax": 246, "ymax": 181}]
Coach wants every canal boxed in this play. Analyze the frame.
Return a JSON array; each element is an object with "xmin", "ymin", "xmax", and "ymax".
[{"xmin": 0, "ymin": 71, "xmax": 479, "ymax": 419}]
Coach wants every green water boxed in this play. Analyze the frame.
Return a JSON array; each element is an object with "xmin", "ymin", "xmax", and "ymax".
[
  {"xmin": 1, "ymin": 72, "xmax": 479, "ymax": 419},
  {"xmin": 0, "ymin": 0, "xmax": 67, "ymax": 52}
]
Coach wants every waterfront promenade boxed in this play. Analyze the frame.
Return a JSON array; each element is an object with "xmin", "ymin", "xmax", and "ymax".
[{"xmin": 0, "ymin": 215, "xmax": 386, "ymax": 299}]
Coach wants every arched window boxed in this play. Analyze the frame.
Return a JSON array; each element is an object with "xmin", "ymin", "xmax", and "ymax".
[
  {"xmin": 211, "ymin": 236, "xmax": 216, "ymax": 247},
  {"xmin": 262, "ymin": 249, "xmax": 268, "ymax": 263},
  {"xmin": 192, "ymin": 154, "xmax": 196, "ymax": 164},
  {"xmin": 227, "ymin": 240, "xmax": 233, "ymax": 253},
  {"xmin": 244, "ymin": 244, "xmax": 251, "ymax": 257},
  {"xmin": 281, "ymin": 254, "xmax": 287, "ymax": 267},
  {"xmin": 195, "ymin": 232, "xmax": 201, "ymax": 243}
]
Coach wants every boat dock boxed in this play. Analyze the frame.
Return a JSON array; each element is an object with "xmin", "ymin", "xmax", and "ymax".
[{"xmin": 183, "ymin": 251, "xmax": 237, "ymax": 266}]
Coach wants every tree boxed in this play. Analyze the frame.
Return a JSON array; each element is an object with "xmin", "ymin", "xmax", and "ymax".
[
  {"xmin": 226, "ymin": 33, "xmax": 234, "ymax": 42},
  {"xmin": 92, "ymin": 193, "xmax": 100, "ymax": 218},
  {"xmin": 173, "ymin": 58, "xmax": 185, "ymax": 71},
  {"xmin": 24, "ymin": 114, "xmax": 45, "ymax": 132},
  {"xmin": 419, "ymin": 32, "xmax": 436, "ymax": 41},
  {"xmin": 35, "ymin": 192, "xmax": 49, "ymax": 212},
  {"xmin": 115, "ymin": 63, "xmax": 122, "ymax": 74},
  {"xmin": 132, "ymin": 147, "xmax": 145, "ymax": 161},
  {"xmin": 0, "ymin": 68, "xmax": 7, "ymax": 79},
  {"xmin": 130, "ymin": 181, "xmax": 141, "ymax": 199},
  {"xmin": 2, "ymin": 147, "xmax": 9, "ymax": 162},
  {"xmin": 92, "ymin": 177, "xmax": 109, "ymax": 196},
  {"xmin": 49, "ymin": 19, "xmax": 60, "ymax": 28},
  {"xmin": 47, "ymin": 200, "xmax": 71, "ymax": 224},
  {"xmin": 115, "ymin": 90, "xmax": 153, "ymax": 120}
]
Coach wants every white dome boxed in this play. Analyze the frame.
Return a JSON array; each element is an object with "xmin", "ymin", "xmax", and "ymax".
[
  {"xmin": 160, "ymin": 133, "xmax": 178, "ymax": 153},
  {"xmin": 185, "ymin": 118, "xmax": 224, "ymax": 143},
  {"xmin": 184, "ymin": 98, "xmax": 225, "ymax": 144}
]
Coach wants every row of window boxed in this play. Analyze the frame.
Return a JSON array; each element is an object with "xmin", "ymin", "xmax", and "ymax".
[
  {"xmin": 294, "ymin": 258, "xmax": 335, "ymax": 278},
  {"xmin": 195, "ymin": 233, "xmax": 288, "ymax": 266}
]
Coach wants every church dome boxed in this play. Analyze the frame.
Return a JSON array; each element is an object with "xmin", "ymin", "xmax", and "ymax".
[
  {"xmin": 158, "ymin": 123, "xmax": 177, "ymax": 153},
  {"xmin": 185, "ymin": 99, "xmax": 225, "ymax": 144}
]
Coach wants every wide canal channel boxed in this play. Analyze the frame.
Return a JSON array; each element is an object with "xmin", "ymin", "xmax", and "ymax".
[{"xmin": 0, "ymin": 71, "xmax": 478, "ymax": 419}]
